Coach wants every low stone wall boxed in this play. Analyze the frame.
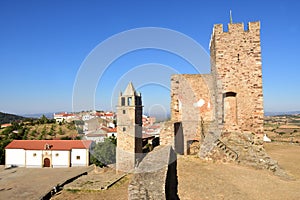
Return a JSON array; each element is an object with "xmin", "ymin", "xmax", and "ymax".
[{"xmin": 128, "ymin": 145, "xmax": 179, "ymax": 200}]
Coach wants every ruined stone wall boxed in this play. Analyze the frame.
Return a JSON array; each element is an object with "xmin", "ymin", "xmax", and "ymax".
[
  {"xmin": 210, "ymin": 22, "xmax": 264, "ymax": 134},
  {"xmin": 171, "ymin": 74, "xmax": 214, "ymax": 123},
  {"xmin": 159, "ymin": 121, "xmax": 174, "ymax": 147},
  {"xmin": 168, "ymin": 74, "xmax": 215, "ymax": 154},
  {"xmin": 128, "ymin": 145, "xmax": 179, "ymax": 200}
]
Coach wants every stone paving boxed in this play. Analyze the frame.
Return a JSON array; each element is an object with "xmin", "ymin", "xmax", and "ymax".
[
  {"xmin": 63, "ymin": 167, "xmax": 125, "ymax": 191},
  {"xmin": 0, "ymin": 165, "xmax": 93, "ymax": 200}
]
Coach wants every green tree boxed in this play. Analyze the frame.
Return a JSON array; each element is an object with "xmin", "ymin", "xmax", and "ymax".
[
  {"xmin": 58, "ymin": 127, "xmax": 64, "ymax": 135},
  {"xmin": 49, "ymin": 124, "xmax": 55, "ymax": 137},
  {"xmin": 30, "ymin": 129, "xmax": 37, "ymax": 137},
  {"xmin": 0, "ymin": 139, "xmax": 13, "ymax": 164},
  {"xmin": 90, "ymin": 136, "xmax": 117, "ymax": 167},
  {"xmin": 38, "ymin": 126, "xmax": 47, "ymax": 140},
  {"xmin": 40, "ymin": 115, "xmax": 48, "ymax": 124}
]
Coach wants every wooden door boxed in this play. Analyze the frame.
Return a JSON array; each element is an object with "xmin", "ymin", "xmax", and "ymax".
[{"xmin": 43, "ymin": 158, "xmax": 50, "ymax": 167}]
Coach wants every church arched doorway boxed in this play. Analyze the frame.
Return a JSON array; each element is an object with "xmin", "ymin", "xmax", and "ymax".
[{"xmin": 43, "ymin": 158, "xmax": 51, "ymax": 167}]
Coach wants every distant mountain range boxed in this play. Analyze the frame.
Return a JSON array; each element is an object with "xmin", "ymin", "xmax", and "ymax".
[{"xmin": 0, "ymin": 112, "xmax": 29, "ymax": 124}]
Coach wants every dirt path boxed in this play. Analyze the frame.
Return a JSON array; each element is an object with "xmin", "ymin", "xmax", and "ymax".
[{"xmin": 178, "ymin": 143, "xmax": 300, "ymax": 200}]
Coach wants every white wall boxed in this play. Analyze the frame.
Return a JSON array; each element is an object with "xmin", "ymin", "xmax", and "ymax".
[
  {"xmin": 52, "ymin": 150, "xmax": 70, "ymax": 168},
  {"xmin": 5, "ymin": 149, "xmax": 25, "ymax": 167},
  {"xmin": 71, "ymin": 149, "xmax": 89, "ymax": 166},
  {"xmin": 25, "ymin": 150, "xmax": 42, "ymax": 168},
  {"xmin": 85, "ymin": 136, "xmax": 105, "ymax": 143}
]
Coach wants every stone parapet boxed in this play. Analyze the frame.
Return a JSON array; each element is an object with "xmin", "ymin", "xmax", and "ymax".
[{"xmin": 128, "ymin": 145, "xmax": 179, "ymax": 200}]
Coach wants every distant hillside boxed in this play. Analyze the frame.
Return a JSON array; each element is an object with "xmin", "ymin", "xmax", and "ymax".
[
  {"xmin": 265, "ymin": 111, "xmax": 300, "ymax": 116},
  {"xmin": 21, "ymin": 112, "xmax": 54, "ymax": 119},
  {"xmin": 0, "ymin": 112, "xmax": 29, "ymax": 124}
]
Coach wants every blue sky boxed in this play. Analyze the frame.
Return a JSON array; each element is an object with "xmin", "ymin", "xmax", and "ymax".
[{"xmin": 0, "ymin": 0, "xmax": 300, "ymax": 116}]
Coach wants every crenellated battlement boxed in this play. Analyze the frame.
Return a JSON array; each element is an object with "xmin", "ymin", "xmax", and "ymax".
[{"xmin": 212, "ymin": 21, "xmax": 260, "ymax": 34}]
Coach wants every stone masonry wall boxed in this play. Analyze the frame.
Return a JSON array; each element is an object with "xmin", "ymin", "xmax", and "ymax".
[
  {"xmin": 167, "ymin": 74, "xmax": 215, "ymax": 154},
  {"xmin": 128, "ymin": 145, "xmax": 179, "ymax": 200}
]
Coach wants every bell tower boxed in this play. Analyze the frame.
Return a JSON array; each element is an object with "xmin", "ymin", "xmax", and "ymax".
[{"xmin": 116, "ymin": 82, "xmax": 143, "ymax": 172}]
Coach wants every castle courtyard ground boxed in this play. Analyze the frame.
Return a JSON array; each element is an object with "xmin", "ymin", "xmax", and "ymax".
[
  {"xmin": 0, "ymin": 165, "xmax": 94, "ymax": 200},
  {"xmin": 52, "ymin": 142, "xmax": 300, "ymax": 200}
]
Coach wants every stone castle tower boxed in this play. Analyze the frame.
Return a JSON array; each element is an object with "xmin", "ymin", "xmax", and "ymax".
[
  {"xmin": 162, "ymin": 21, "xmax": 264, "ymax": 157},
  {"xmin": 210, "ymin": 22, "xmax": 264, "ymax": 134},
  {"xmin": 116, "ymin": 82, "xmax": 143, "ymax": 172}
]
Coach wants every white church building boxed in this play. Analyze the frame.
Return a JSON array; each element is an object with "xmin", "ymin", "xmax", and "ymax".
[{"xmin": 5, "ymin": 140, "xmax": 93, "ymax": 168}]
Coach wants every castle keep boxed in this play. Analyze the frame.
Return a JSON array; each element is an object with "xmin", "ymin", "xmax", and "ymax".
[{"xmin": 161, "ymin": 21, "xmax": 264, "ymax": 157}]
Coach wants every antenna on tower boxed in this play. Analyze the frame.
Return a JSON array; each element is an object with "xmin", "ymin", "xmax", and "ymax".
[{"xmin": 230, "ymin": 10, "xmax": 233, "ymax": 24}]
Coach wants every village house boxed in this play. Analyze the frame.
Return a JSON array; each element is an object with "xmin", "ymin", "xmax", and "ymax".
[
  {"xmin": 53, "ymin": 112, "xmax": 77, "ymax": 123},
  {"xmin": 0, "ymin": 123, "xmax": 12, "ymax": 129},
  {"xmin": 5, "ymin": 140, "xmax": 92, "ymax": 168},
  {"xmin": 84, "ymin": 127, "xmax": 117, "ymax": 143}
]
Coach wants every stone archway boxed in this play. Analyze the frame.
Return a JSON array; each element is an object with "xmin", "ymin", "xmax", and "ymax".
[
  {"xmin": 43, "ymin": 158, "xmax": 51, "ymax": 167},
  {"xmin": 223, "ymin": 92, "xmax": 237, "ymax": 125}
]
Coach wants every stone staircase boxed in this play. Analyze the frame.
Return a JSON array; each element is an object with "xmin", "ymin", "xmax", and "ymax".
[
  {"xmin": 199, "ymin": 120, "xmax": 239, "ymax": 161},
  {"xmin": 214, "ymin": 139, "xmax": 239, "ymax": 161}
]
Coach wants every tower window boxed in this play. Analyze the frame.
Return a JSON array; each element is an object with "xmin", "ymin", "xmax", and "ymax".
[
  {"xmin": 128, "ymin": 97, "xmax": 132, "ymax": 106},
  {"xmin": 123, "ymin": 127, "xmax": 126, "ymax": 132},
  {"xmin": 123, "ymin": 110, "xmax": 126, "ymax": 114},
  {"xmin": 121, "ymin": 97, "xmax": 125, "ymax": 106}
]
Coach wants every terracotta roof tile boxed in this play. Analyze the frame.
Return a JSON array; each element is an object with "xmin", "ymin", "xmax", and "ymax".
[{"xmin": 5, "ymin": 140, "xmax": 92, "ymax": 150}]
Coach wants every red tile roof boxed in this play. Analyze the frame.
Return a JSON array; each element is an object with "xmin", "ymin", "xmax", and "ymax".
[
  {"xmin": 5, "ymin": 140, "xmax": 92, "ymax": 150},
  {"xmin": 1, "ymin": 123, "xmax": 12, "ymax": 128},
  {"xmin": 142, "ymin": 134, "xmax": 155, "ymax": 139},
  {"xmin": 101, "ymin": 127, "xmax": 117, "ymax": 133}
]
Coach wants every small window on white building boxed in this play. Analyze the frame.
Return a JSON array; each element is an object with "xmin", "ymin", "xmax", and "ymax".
[
  {"xmin": 33, "ymin": 153, "xmax": 37, "ymax": 157},
  {"xmin": 76, "ymin": 156, "xmax": 80, "ymax": 160},
  {"xmin": 55, "ymin": 153, "xmax": 59, "ymax": 157}
]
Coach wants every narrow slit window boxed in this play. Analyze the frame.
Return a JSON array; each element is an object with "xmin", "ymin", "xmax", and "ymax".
[{"xmin": 121, "ymin": 97, "xmax": 125, "ymax": 106}]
